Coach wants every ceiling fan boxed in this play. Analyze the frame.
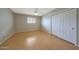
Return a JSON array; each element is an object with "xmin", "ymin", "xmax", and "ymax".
[{"xmin": 34, "ymin": 8, "xmax": 39, "ymax": 15}]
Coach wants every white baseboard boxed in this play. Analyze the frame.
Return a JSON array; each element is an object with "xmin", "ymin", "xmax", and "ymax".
[
  {"xmin": 15, "ymin": 29, "xmax": 40, "ymax": 33},
  {"xmin": 0, "ymin": 33, "xmax": 15, "ymax": 45},
  {"xmin": 75, "ymin": 43, "xmax": 79, "ymax": 47},
  {"xmin": 0, "ymin": 30, "xmax": 40, "ymax": 44},
  {"xmin": 76, "ymin": 42, "xmax": 79, "ymax": 47}
]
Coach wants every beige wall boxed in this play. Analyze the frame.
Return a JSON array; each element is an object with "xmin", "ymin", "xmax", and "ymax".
[
  {"xmin": 15, "ymin": 14, "xmax": 41, "ymax": 32},
  {"xmin": 0, "ymin": 8, "xmax": 15, "ymax": 44},
  {"xmin": 41, "ymin": 15, "xmax": 52, "ymax": 34}
]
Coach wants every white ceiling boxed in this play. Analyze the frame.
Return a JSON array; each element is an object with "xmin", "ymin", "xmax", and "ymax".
[{"xmin": 10, "ymin": 8, "xmax": 55, "ymax": 16}]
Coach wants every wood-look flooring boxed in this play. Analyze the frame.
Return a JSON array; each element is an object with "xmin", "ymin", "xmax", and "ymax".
[{"xmin": 0, "ymin": 31, "xmax": 79, "ymax": 50}]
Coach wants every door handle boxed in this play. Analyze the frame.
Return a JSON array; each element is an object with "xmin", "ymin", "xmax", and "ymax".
[{"xmin": 72, "ymin": 28, "xmax": 74, "ymax": 30}]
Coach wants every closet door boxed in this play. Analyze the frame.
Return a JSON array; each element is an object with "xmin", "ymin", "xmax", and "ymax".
[
  {"xmin": 52, "ymin": 9, "xmax": 77, "ymax": 45},
  {"xmin": 52, "ymin": 15, "xmax": 56, "ymax": 35},
  {"xmin": 67, "ymin": 9, "xmax": 77, "ymax": 44},
  {"xmin": 63, "ymin": 9, "xmax": 77, "ymax": 44}
]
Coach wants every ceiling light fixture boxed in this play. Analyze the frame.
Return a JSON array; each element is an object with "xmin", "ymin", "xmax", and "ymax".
[{"xmin": 34, "ymin": 8, "xmax": 39, "ymax": 15}]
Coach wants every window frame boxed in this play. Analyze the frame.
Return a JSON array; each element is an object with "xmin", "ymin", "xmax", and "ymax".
[{"xmin": 27, "ymin": 17, "xmax": 36, "ymax": 24}]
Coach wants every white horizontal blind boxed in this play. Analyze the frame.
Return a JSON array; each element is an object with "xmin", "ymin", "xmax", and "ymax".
[{"xmin": 27, "ymin": 17, "xmax": 36, "ymax": 24}]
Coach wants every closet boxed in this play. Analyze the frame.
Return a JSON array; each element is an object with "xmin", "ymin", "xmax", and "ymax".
[
  {"xmin": 51, "ymin": 9, "xmax": 77, "ymax": 45},
  {"xmin": 41, "ymin": 8, "xmax": 79, "ymax": 46}
]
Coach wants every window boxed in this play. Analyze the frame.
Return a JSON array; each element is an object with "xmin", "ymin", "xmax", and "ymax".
[{"xmin": 27, "ymin": 17, "xmax": 36, "ymax": 24}]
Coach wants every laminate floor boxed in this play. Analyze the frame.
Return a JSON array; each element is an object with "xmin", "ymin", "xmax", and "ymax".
[{"xmin": 0, "ymin": 31, "xmax": 79, "ymax": 50}]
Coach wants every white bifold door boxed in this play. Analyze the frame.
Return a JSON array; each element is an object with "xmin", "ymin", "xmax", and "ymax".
[{"xmin": 52, "ymin": 9, "xmax": 77, "ymax": 45}]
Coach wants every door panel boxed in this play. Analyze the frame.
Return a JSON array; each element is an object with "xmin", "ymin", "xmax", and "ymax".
[{"xmin": 52, "ymin": 9, "xmax": 77, "ymax": 44}]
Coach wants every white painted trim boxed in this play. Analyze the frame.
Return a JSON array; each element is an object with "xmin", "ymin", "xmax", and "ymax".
[
  {"xmin": 77, "ymin": 45, "xmax": 79, "ymax": 47},
  {"xmin": 15, "ymin": 29, "xmax": 40, "ymax": 33},
  {"xmin": 76, "ymin": 42, "xmax": 79, "ymax": 47},
  {"xmin": 0, "ymin": 29, "xmax": 40, "ymax": 45},
  {"xmin": 0, "ymin": 33, "xmax": 15, "ymax": 44}
]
